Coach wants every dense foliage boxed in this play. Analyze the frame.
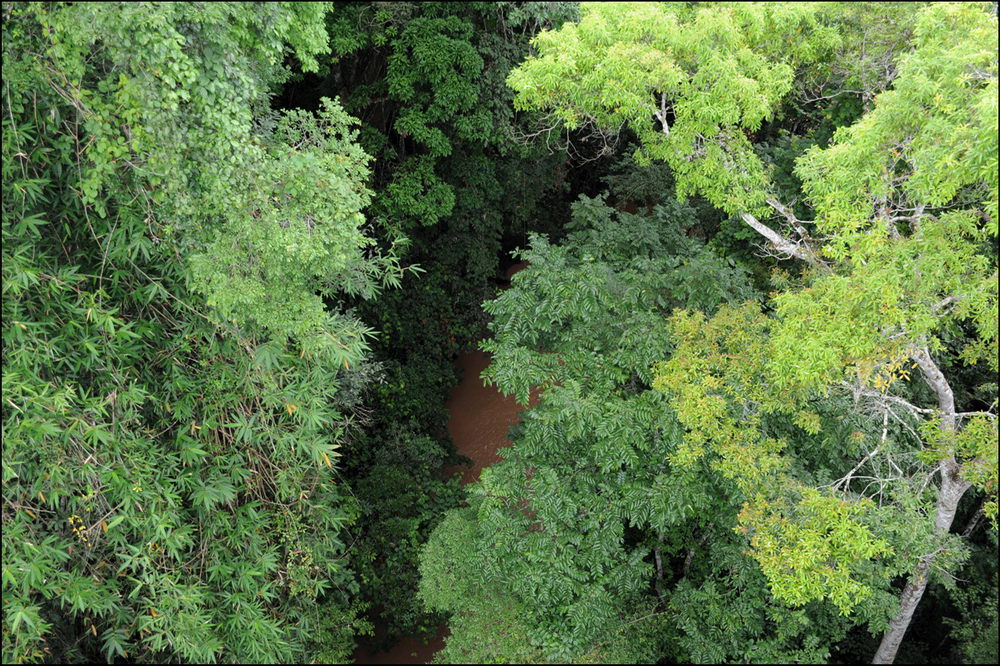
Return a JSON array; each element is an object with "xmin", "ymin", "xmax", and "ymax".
[
  {"xmin": 292, "ymin": 1, "xmax": 581, "ymax": 644},
  {"xmin": 2, "ymin": 3, "xmax": 388, "ymax": 662},
  {"xmin": 3, "ymin": 2, "xmax": 997, "ymax": 665},
  {"xmin": 426, "ymin": 1, "xmax": 998, "ymax": 664}
]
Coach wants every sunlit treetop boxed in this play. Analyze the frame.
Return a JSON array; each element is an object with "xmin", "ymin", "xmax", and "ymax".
[{"xmin": 509, "ymin": 1, "xmax": 841, "ymax": 216}]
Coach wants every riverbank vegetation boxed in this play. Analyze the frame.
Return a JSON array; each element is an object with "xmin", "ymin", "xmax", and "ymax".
[{"xmin": 2, "ymin": 2, "xmax": 997, "ymax": 664}]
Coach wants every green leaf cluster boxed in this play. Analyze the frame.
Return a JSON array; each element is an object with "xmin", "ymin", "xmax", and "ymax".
[
  {"xmin": 422, "ymin": 196, "xmax": 866, "ymax": 663},
  {"xmin": 2, "ymin": 2, "xmax": 396, "ymax": 662}
]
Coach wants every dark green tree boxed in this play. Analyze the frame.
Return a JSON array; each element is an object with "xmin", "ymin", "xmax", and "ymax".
[
  {"xmin": 419, "ymin": 196, "xmax": 872, "ymax": 663},
  {"xmin": 293, "ymin": 2, "xmax": 582, "ymax": 645}
]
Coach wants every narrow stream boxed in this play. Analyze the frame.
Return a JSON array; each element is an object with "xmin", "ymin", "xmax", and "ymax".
[{"xmin": 353, "ymin": 263, "xmax": 532, "ymax": 664}]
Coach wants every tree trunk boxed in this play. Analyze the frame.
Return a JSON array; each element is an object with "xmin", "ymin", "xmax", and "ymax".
[
  {"xmin": 871, "ymin": 460, "xmax": 969, "ymax": 663},
  {"xmin": 872, "ymin": 348, "xmax": 972, "ymax": 664},
  {"xmin": 653, "ymin": 537, "xmax": 665, "ymax": 599},
  {"xmin": 733, "ymin": 214, "xmax": 977, "ymax": 665}
]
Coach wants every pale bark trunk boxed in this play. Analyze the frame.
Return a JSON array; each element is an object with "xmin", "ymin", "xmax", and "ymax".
[
  {"xmin": 872, "ymin": 460, "xmax": 969, "ymax": 663},
  {"xmin": 871, "ymin": 349, "xmax": 972, "ymax": 664},
  {"xmin": 653, "ymin": 545, "xmax": 665, "ymax": 599},
  {"xmin": 740, "ymin": 212, "xmax": 817, "ymax": 266},
  {"xmin": 732, "ymin": 214, "xmax": 975, "ymax": 665},
  {"xmin": 739, "ymin": 206, "xmax": 830, "ymax": 271}
]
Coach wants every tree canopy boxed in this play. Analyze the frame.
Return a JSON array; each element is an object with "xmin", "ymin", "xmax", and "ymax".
[{"xmin": 3, "ymin": 2, "xmax": 997, "ymax": 665}]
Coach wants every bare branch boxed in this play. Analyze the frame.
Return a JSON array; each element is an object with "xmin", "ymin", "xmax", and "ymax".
[
  {"xmin": 962, "ymin": 503, "xmax": 986, "ymax": 538},
  {"xmin": 931, "ymin": 295, "xmax": 960, "ymax": 315},
  {"xmin": 654, "ymin": 92, "xmax": 670, "ymax": 137},
  {"xmin": 841, "ymin": 382, "xmax": 938, "ymax": 417},
  {"xmin": 799, "ymin": 88, "xmax": 866, "ymax": 104},
  {"xmin": 830, "ymin": 410, "xmax": 888, "ymax": 492},
  {"xmin": 740, "ymin": 210, "xmax": 830, "ymax": 270},
  {"xmin": 766, "ymin": 198, "xmax": 813, "ymax": 240}
]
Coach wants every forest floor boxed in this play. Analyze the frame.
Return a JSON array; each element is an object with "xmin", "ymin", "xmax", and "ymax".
[{"xmin": 353, "ymin": 263, "xmax": 535, "ymax": 664}]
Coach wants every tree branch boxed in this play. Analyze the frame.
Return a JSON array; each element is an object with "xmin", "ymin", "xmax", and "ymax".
[
  {"xmin": 962, "ymin": 502, "xmax": 985, "ymax": 538},
  {"xmin": 766, "ymin": 198, "xmax": 813, "ymax": 240},
  {"xmin": 654, "ymin": 92, "xmax": 670, "ymax": 137},
  {"xmin": 740, "ymin": 210, "xmax": 829, "ymax": 270},
  {"xmin": 908, "ymin": 346, "xmax": 956, "ymax": 432}
]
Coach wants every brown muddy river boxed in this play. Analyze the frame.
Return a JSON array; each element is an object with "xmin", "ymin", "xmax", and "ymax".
[
  {"xmin": 353, "ymin": 264, "xmax": 533, "ymax": 664},
  {"xmin": 443, "ymin": 348, "xmax": 533, "ymax": 485}
]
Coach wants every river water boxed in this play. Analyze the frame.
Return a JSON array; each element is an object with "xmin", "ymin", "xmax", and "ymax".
[{"xmin": 353, "ymin": 263, "xmax": 532, "ymax": 664}]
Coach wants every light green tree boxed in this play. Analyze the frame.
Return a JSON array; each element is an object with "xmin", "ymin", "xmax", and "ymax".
[{"xmin": 508, "ymin": 2, "xmax": 998, "ymax": 663}]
